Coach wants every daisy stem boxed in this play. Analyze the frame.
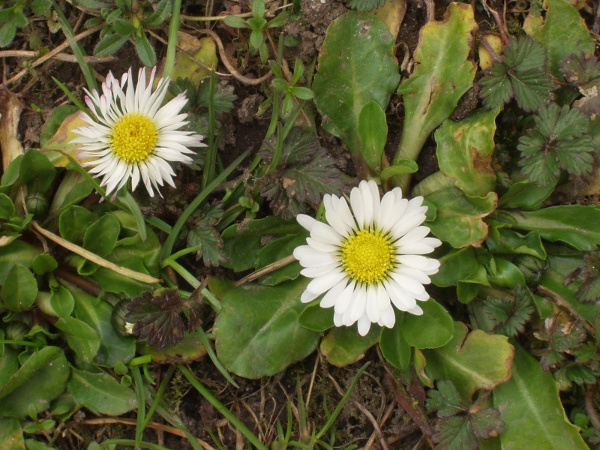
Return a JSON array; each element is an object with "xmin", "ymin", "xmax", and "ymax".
[
  {"xmin": 163, "ymin": 0, "xmax": 182, "ymax": 79},
  {"xmin": 50, "ymin": 0, "xmax": 98, "ymax": 92},
  {"xmin": 160, "ymin": 149, "xmax": 250, "ymax": 262}
]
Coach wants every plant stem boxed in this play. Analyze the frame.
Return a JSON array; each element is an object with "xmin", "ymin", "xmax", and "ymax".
[{"xmin": 163, "ymin": 0, "xmax": 182, "ymax": 79}]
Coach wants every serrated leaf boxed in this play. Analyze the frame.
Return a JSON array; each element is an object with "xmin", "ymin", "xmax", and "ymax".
[
  {"xmin": 347, "ymin": 0, "xmax": 388, "ymax": 11},
  {"xmin": 260, "ymin": 128, "xmax": 343, "ymax": 219},
  {"xmin": 187, "ymin": 205, "xmax": 226, "ymax": 267},
  {"xmin": 510, "ymin": 68, "xmax": 553, "ymax": 112},
  {"xmin": 574, "ymin": 253, "xmax": 600, "ymax": 302},
  {"xmin": 560, "ymin": 52, "xmax": 600, "ymax": 94},
  {"xmin": 482, "ymin": 285, "xmax": 534, "ymax": 337},
  {"xmin": 480, "ymin": 64, "xmax": 514, "ymax": 110},
  {"xmin": 427, "ymin": 380, "xmax": 464, "ymax": 417},
  {"xmin": 470, "ymin": 408, "xmax": 504, "ymax": 440},
  {"xmin": 125, "ymin": 290, "xmax": 185, "ymax": 349},
  {"xmin": 435, "ymin": 415, "xmax": 478, "ymax": 450},
  {"xmin": 518, "ymin": 104, "xmax": 596, "ymax": 186},
  {"xmin": 480, "ymin": 37, "xmax": 553, "ymax": 111},
  {"xmin": 504, "ymin": 36, "xmax": 547, "ymax": 72}
]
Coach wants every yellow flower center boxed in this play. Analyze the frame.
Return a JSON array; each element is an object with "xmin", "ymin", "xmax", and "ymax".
[
  {"xmin": 341, "ymin": 229, "xmax": 396, "ymax": 284},
  {"xmin": 110, "ymin": 113, "xmax": 158, "ymax": 163}
]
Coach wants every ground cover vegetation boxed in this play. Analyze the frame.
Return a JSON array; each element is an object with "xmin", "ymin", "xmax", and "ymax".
[{"xmin": 0, "ymin": 0, "xmax": 600, "ymax": 449}]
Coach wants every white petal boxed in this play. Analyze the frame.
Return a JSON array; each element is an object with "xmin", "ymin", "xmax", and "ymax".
[
  {"xmin": 365, "ymin": 286, "xmax": 380, "ymax": 323},
  {"xmin": 320, "ymin": 279, "xmax": 348, "ymax": 308},
  {"xmin": 334, "ymin": 281, "xmax": 356, "ymax": 314},
  {"xmin": 357, "ymin": 315, "xmax": 371, "ymax": 336},
  {"xmin": 384, "ymin": 279, "xmax": 417, "ymax": 311},
  {"xmin": 305, "ymin": 269, "xmax": 346, "ymax": 297},
  {"xmin": 310, "ymin": 220, "xmax": 343, "ymax": 246},
  {"xmin": 350, "ymin": 184, "xmax": 365, "ymax": 228},
  {"xmin": 380, "ymin": 305, "xmax": 396, "ymax": 328},
  {"xmin": 296, "ymin": 214, "xmax": 316, "ymax": 232},
  {"xmin": 350, "ymin": 285, "xmax": 367, "ymax": 322}
]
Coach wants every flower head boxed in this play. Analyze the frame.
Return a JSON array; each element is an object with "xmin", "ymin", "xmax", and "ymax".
[
  {"xmin": 293, "ymin": 180, "xmax": 441, "ymax": 336},
  {"xmin": 71, "ymin": 67, "xmax": 205, "ymax": 197}
]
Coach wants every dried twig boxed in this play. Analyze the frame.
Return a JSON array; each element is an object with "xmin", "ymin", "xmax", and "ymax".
[
  {"xmin": 82, "ymin": 418, "xmax": 216, "ymax": 450},
  {"xmin": 2, "ymin": 24, "xmax": 105, "ymax": 87}
]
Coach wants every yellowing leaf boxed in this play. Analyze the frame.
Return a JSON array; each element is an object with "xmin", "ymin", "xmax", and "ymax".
[{"xmin": 41, "ymin": 112, "xmax": 86, "ymax": 167}]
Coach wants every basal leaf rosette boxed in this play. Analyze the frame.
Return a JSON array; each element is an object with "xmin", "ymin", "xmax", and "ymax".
[
  {"xmin": 293, "ymin": 180, "xmax": 441, "ymax": 336},
  {"xmin": 71, "ymin": 67, "xmax": 205, "ymax": 197}
]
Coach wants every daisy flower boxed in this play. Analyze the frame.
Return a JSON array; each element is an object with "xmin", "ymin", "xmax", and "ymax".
[
  {"xmin": 293, "ymin": 180, "xmax": 441, "ymax": 336},
  {"xmin": 71, "ymin": 67, "xmax": 205, "ymax": 197}
]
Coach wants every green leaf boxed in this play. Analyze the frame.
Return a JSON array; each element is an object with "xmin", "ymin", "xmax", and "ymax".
[
  {"xmin": 321, "ymin": 325, "xmax": 380, "ymax": 367},
  {"xmin": 424, "ymin": 322, "xmax": 514, "ymax": 402},
  {"xmin": 143, "ymin": 0, "xmax": 172, "ymax": 27},
  {"xmin": 59, "ymin": 205, "xmax": 95, "ymax": 244},
  {"xmin": 426, "ymin": 188, "xmax": 497, "ymax": 248},
  {"xmin": 68, "ymin": 368, "xmax": 137, "ymax": 416},
  {"xmin": 112, "ymin": 18, "xmax": 136, "ymax": 36},
  {"xmin": 298, "ymin": 302, "xmax": 334, "ymax": 332},
  {"xmin": 31, "ymin": 254, "xmax": 58, "ymax": 276},
  {"xmin": 0, "ymin": 347, "xmax": 69, "ymax": 418},
  {"xmin": 50, "ymin": 285, "xmax": 75, "ymax": 318},
  {"xmin": 497, "ymin": 179, "xmax": 554, "ymax": 211},
  {"xmin": 0, "ymin": 418, "xmax": 24, "ymax": 450},
  {"xmin": 0, "ymin": 21, "xmax": 17, "ymax": 48},
  {"xmin": 493, "ymin": 344, "xmax": 588, "ymax": 449},
  {"xmin": 394, "ymin": 3, "xmax": 476, "ymax": 174},
  {"xmin": 1, "ymin": 265, "xmax": 38, "ymax": 312},
  {"xmin": 221, "ymin": 216, "xmax": 302, "ymax": 271},
  {"xmin": 401, "ymin": 299, "xmax": 454, "ymax": 349},
  {"xmin": 48, "ymin": 171, "xmax": 95, "ymax": 216},
  {"xmin": 379, "ymin": 160, "xmax": 418, "ymax": 182},
  {"xmin": 69, "ymin": 283, "xmax": 136, "ymax": 367},
  {"xmin": 540, "ymin": 255, "xmax": 600, "ymax": 324},
  {"xmin": 358, "ymin": 101, "xmax": 387, "ymax": 173},
  {"xmin": 255, "ymin": 232, "xmax": 307, "ymax": 286},
  {"xmin": 31, "ymin": 0, "xmax": 52, "ymax": 15},
  {"xmin": 0, "ymin": 241, "xmax": 41, "ymax": 285},
  {"xmin": 436, "ymin": 107, "xmax": 501, "ymax": 197},
  {"xmin": 149, "ymin": 328, "xmax": 208, "ymax": 364},
  {"xmin": 211, "ymin": 277, "xmax": 321, "ymax": 378},
  {"xmin": 223, "ymin": 15, "xmax": 249, "ymax": 29},
  {"xmin": 432, "ymin": 247, "xmax": 483, "ymax": 287},
  {"xmin": 134, "ymin": 32, "xmax": 156, "ymax": 67},
  {"xmin": 39, "ymin": 105, "xmax": 79, "ymax": 148},
  {"xmin": 379, "ymin": 317, "xmax": 411, "ymax": 370},
  {"xmin": 497, "ymin": 205, "xmax": 600, "ymax": 251},
  {"xmin": 574, "ymin": 253, "xmax": 600, "ymax": 303},
  {"xmin": 83, "ymin": 214, "xmax": 121, "ymax": 257},
  {"xmin": 94, "ymin": 33, "xmax": 130, "ymax": 57},
  {"xmin": 486, "ymin": 228, "xmax": 547, "ymax": 260},
  {"xmin": 0, "ymin": 193, "xmax": 15, "ymax": 219},
  {"xmin": 312, "ymin": 12, "xmax": 399, "ymax": 163},
  {"xmin": 54, "ymin": 316, "xmax": 100, "ymax": 363},
  {"xmin": 187, "ymin": 205, "xmax": 226, "ymax": 267},
  {"xmin": 524, "ymin": 0, "xmax": 595, "ymax": 78},
  {"xmin": 20, "ymin": 150, "xmax": 56, "ymax": 194},
  {"xmin": 260, "ymin": 128, "xmax": 344, "ymax": 220}
]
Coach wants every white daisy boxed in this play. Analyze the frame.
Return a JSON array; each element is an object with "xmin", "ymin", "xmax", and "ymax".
[
  {"xmin": 71, "ymin": 67, "xmax": 205, "ymax": 197},
  {"xmin": 293, "ymin": 180, "xmax": 442, "ymax": 336}
]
